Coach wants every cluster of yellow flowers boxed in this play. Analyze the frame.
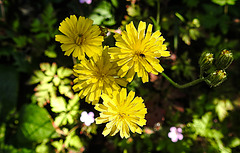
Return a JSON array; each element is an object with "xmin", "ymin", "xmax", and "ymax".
[{"xmin": 55, "ymin": 15, "xmax": 170, "ymax": 138}]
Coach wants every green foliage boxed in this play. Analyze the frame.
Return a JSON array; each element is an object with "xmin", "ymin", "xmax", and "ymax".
[
  {"xmin": 188, "ymin": 112, "xmax": 233, "ymax": 153},
  {"xmin": 1, "ymin": 0, "xmax": 240, "ymax": 152},
  {"xmin": 16, "ymin": 104, "xmax": 58, "ymax": 143},
  {"xmin": 212, "ymin": 0, "xmax": 237, "ymax": 6},
  {"xmin": 89, "ymin": 1, "xmax": 116, "ymax": 26},
  {"xmin": 29, "ymin": 63, "xmax": 73, "ymax": 107},
  {"xmin": 214, "ymin": 98, "xmax": 233, "ymax": 122},
  {"xmin": 51, "ymin": 95, "xmax": 80, "ymax": 126},
  {"xmin": 31, "ymin": 3, "xmax": 57, "ymax": 41}
]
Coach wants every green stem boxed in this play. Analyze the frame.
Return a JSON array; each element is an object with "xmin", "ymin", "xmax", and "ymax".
[
  {"xmin": 161, "ymin": 72, "xmax": 205, "ymax": 88},
  {"xmin": 156, "ymin": 0, "xmax": 160, "ymax": 28}
]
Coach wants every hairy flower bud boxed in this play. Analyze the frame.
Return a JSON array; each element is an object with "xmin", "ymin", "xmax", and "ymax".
[
  {"xmin": 205, "ymin": 70, "xmax": 227, "ymax": 87},
  {"xmin": 199, "ymin": 52, "xmax": 214, "ymax": 71},
  {"xmin": 215, "ymin": 49, "xmax": 233, "ymax": 70}
]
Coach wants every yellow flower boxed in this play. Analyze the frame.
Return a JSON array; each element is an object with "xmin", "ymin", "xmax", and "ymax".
[
  {"xmin": 55, "ymin": 15, "xmax": 104, "ymax": 59},
  {"xmin": 95, "ymin": 88, "xmax": 147, "ymax": 138},
  {"xmin": 109, "ymin": 21, "xmax": 170, "ymax": 83},
  {"xmin": 72, "ymin": 46, "xmax": 128, "ymax": 105}
]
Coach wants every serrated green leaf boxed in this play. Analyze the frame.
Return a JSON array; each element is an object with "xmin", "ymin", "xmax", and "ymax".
[
  {"xmin": 33, "ymin": 70, "xmax": 45, "ymax": 82},
  {"xmin": 31, "ymin": 19, "xmax": 41, "ymax": 33},
  {"xmin": 35, "ymin": 83, "xmax": 53, "ymax": 91},
  {"xmin": 51, "ymin": 139, "xmax": 63, "ymax": 152},
  {"xmin": 215, "ymin": 99, "xmax": 233, "ymax": 122},
  {"xmin": 54, "ymin": 113, "xmax": 67, "ymax": 126},
  {"xmin": 45, "ymin": 63, "xmax": 57, "ymax": 76},
  {"xmin": 40, "ymin": 63, "xmax": 51, "ymax": 71},
  {"xmin": 50, "ymin": 97, "xmax": 67, "ymax": 113},
  {"xmin": 29, "ymin": 76, "xmax": 41, "ymax": 84},
  {"xmin": 192, "ymin": 112, "xmax": 212, "ymax": 136},
  {"xmin": 89, "ymin": 1, "xmax": 116, "ymax": 26},
  {"xmin": 67, "ymin": 95, "xmax": 80, "ymax": 111},
  {"xmin": 17, "ymin": 104, "xmax": 58, "ymax": 144},
  {"xmin": 13, "ymin": 35, "xmax": 29, "ymax": 48},
  {"xmin": 67, "ymin": 114, "xmax": 74, "ymax": 125},
  {"xmin": 53, "ymin": 76, "xmax": 61, "ymax": 86},
  {"xmin": 65, "ymin": 132, "xmax": 83, "ymax": 149},
  {"xmin": 57, "ymin": 67, "xmax": 72, "ymax": 78},
  {"xmin": 42, "ymin": 76, "xmax": 53, "ymax": 83},
  {"xmin": 62, "ymin": 78, "xmax": 72, "ymax": 84},
  {"xmin": 69, "ymin": 135, "xmax": 83, "ymax": 149},
  {"xmin": 59, "ymin": 85, "xmax": 73, "ymax": 98}
]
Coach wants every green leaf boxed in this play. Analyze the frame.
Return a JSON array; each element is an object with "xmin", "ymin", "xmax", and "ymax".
[
  {"xmin": 54, "ymin": 113, "xmax": 68, "ymax": 126},
  {"xmin": 215, "ymin": 98, "xmax": 233, "ymax": 122},
  {"xmin": 53, "ymin": 76, "xmax": 61, "ymax": 86},
  {"xmin": 67, "ymin": 95, "xmax": 80, "ymax": 111},
  {"xmin": 127, "ymin": 5, "xmax": 141, "ymax": 17},
  {"xmin": 175, "ymin": 12, "xmax": 185, "ymax": 22},
  {"xmin": 57, "ymin": 67, "xmax": 72, "ymax": 78},
  {"xmin": 31, "ymin": 19, "xmax": 41, "ymax": 33},
  {"xmin": 229, "ymin": 137, "xmax": 240, "ymax": 148},
  {"xmin": 12, "ymin": 35, "xmax": 29, "ymax": 48},
  {"xmin": 66, "ymin": 114, "xmax": 74, "ymax": 124},
  {"xmin": 17, "ymin": 104, "xmax": 58, "ymax": 144},
  {"xmin": 65, "ymin": 132, "xmax": 83, "ymax": 149},
  {"xmin": 35, "ymin": 83, "xmax": 54, "ymax": 91},
  {"xmin": 192, "ymin": 112, "xmax": 212, "ymax": 136},
  {"xmin": 50, "ymin": 97, "xmax": 67, "ymax": 113},
  {"xmin": 40, "ymin": 63, "xmax": 51, "ymax": 71},
  {"xmin": 212, "ymin": 0, "xmax": 236, "ymax": 6},
  {"xmin": 59, "ymin": 85, "xmax": 73, "ymax": 98},
  {"xmin": 89, "ymin": 1, "xmax": 116, "ymax": 26},
  {"xmin": 29, "ymin": 70, "xmax": 45, "ymax": 84},
  {"xmin": 45, "ymin": 63, "xmax": 57, "ymax": 76},
  {"xmin": 36, "ymin": 139, "xmax": 53, "ymax": 153},
  {"xmin": 45, "ymin": 45, "xmax": 57, "ymax": 58},
  {"xmin": 111, "ymin": 0, "xmax": 118, "ymax": 7},
  {"xmin": 51, "ymin": 139, "xmax": 64, "ymax": 152}
]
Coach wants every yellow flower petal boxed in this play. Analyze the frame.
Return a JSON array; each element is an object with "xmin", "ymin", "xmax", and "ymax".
[
  {"xmin": 55, "ymin": 15, "xmax": 103, "ymax": 59},
  {"xmin": 95, "ymin": 88, "xmax": 147, "ymax": 138},
  {"xmin": 109, "ymin": 21, "xmax": 170, "ymax": 83},
  {"xmin": 73, "ymin": 46, "xmax": 127, "ymax": 105}
]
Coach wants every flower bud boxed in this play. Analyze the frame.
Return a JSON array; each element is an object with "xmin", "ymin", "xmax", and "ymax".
[
  {"xmin": 215, "ymin": 49, "xmax": 233, "ymax": 70},
  {"xmin": 205, "ymin": 70, "xmax": 227, "ymax": 87},
  {"xmin": 198, "ymin": 52, "xmax": 214, "ymax": 71}
]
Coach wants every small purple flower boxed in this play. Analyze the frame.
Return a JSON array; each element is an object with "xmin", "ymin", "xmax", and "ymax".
[
  {"xmin": 79, "ymin": 0, "xmax": 92, "ymax": 4},
  {"xmin": 168, "ymin": 127, "xmax": 183, "ymax": 142},
  {"xmin": 80, "ymin": 111, "xmax": 94, "ymax": 126}
]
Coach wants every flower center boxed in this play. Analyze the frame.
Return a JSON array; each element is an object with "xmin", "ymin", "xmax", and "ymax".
[
  {"xmin": 134, "ymin": 50, "xmax": 145, "ymax": 59},
  {"xmin": 119, "ymin": 112, "xmax": 127, "ymax": 118},
  {"xmin": 94, "ymin": 69, "xmax": 107, "ymax": 80},
  {"xmin": 75, "ymin": 34, "xmax": 85, "ymax": 45}
]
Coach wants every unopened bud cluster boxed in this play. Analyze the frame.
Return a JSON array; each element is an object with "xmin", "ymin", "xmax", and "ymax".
[
  {"xmin": 199, "ymin": 52, "xmax": 214, "ymax": 71},
  {"xmin": 215, "ymin": 49, "xmax": 233, "ymax": 70},
  {"xmin": 198, "ymin": 49, "xmax": 233, "ymax": 87}
]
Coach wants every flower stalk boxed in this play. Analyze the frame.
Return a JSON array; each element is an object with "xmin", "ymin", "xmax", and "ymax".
[{"xmin": 161, "ymin": 72, "xmax": 205, "ymax": 89}]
